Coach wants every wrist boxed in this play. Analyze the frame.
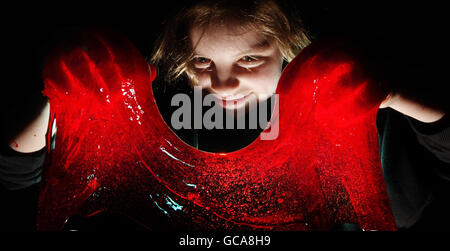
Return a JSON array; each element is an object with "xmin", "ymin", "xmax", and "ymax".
[{"xmin": 379, "ymin": 92, "xmax": 394, "ymax": 109}]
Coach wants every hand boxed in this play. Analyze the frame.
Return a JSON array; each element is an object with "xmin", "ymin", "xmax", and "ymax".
[
  {"xmin": 43, "ymin": 28, "xmax": 156, "ymax": 112},
  {"xmin": 39, "ymin": 28, "xmax": 156, "ymax": 230},
  {"xmin": 279, "ymin": 38, "xmax": 389, "ymax": 127},
  {"xmin": 378, "ymin": 92, "xmax": 393, "ymax": 109}
]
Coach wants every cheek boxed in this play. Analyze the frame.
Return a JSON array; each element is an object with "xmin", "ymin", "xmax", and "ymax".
[
  {"xmin": 194, "ymin": 72, "xmax": 211, "ymax": 89},
  {"xmin": 241, "ymin": 63, "xmax": 281, "ymax": 95}
]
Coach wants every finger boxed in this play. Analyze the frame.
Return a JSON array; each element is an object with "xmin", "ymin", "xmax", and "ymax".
[{"xmin": 91, "ymin": 29, "xmax": 153, "ymax": 95}]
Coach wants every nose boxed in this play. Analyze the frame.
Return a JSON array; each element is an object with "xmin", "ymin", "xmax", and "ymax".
[{"xmin": 210, "ymin": 67, "xmax": 239, "ymax": 96}]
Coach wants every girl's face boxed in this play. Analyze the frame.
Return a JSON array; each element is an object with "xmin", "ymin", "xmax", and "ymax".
[{"xmin": 190, "ymin": 23, "xmax": 283, "ymax": 110}]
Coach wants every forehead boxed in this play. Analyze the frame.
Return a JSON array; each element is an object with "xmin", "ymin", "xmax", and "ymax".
[{"xmin": 190, "ymin": 23, "xmax": 272, "ymax": 57}]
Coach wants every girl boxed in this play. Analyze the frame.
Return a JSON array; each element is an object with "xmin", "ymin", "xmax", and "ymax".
[
  {"xmin": 4, "ymin": 0, "xmax": 449, "ymax": 231},
  {"xmin": 150, "ymin": 0, "xmax": 310, "ymax": 152}
]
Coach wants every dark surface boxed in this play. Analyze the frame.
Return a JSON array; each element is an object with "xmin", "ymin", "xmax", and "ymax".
[{"xmin": 0, "ymin": 183, "xmax": 40, "ymax": 231}]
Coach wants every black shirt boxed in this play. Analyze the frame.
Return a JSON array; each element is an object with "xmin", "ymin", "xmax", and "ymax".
[
  {"xmin": 0, "ymin": 145, "xmax": 45, "ymax": 231},
  {"xmin": 377, "ymin": 108, "xmax": 450, "ymax": 230}
]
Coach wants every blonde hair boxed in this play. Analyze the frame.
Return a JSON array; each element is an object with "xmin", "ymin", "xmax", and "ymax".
[{"xmin": 151, "ymin": 0, "xmax": 311, "ymax": 83}]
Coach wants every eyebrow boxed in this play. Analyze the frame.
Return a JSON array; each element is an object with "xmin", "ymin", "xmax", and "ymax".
[
  {"xmin": 193, "ymin": 40, "xmax": 272, "ymax": 59},
  {"xmin": 250, "ymin": 39, "xmax": 272, "ymax": 50},
  {"xmin": 237, "ymin": 39, "xmax": 272, "ymax": 56}
]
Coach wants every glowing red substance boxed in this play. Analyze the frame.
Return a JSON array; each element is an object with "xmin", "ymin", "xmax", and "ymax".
[{"xmin": 38, "ymin": 30, "xmax": 395, "ymax": 230}]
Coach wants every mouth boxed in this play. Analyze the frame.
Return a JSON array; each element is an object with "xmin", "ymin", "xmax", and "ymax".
[{"xmin": 216, "ymin": 92, "xmax": 253, "ymax": 109}]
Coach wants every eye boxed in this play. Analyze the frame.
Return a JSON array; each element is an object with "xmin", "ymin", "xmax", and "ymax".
[
  {"xmin": 241, "ymin": 56, "xmax": 258, "ymax": 62},
  {"xmin": 192, "ymin": 57, "xmax": 212, "ymax": 69},
  {"xmin": 238, "ymin": 56, "xmax": 264, "ymax": 68}
]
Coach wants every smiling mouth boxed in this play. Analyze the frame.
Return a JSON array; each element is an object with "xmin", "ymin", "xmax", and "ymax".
[{"xmin": 217, "ymin": 92, "xmax": 253, "ymax": 108}]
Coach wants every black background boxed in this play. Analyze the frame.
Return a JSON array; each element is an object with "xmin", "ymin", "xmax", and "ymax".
[
  {"xmin": 2, "ymin": 0, "xmax": 448, "ymax": 107},
  {"xmin": 3, "ymin": 0, "xmax": 449, "ymax": 140},
  {"xmin": 3, "ymin": 1, "xmax": 449, "ymax": 100}
]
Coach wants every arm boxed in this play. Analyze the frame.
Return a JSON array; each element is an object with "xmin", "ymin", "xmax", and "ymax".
[
  {"xmin": 379, "ymin": 92, "xmax": 445, "ymax": 123},
  {"xmin": 8, "ymin": 101, "xmax": 50, "ymax": 153},
  {"xmin": 380, "ymin": 92, "xmax": 450, "ymax": 164}
]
